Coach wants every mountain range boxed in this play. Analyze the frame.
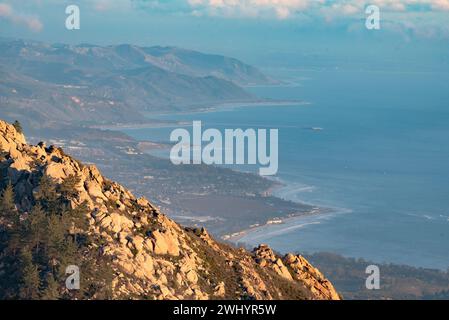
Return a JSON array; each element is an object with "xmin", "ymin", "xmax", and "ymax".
[{"xmin": 0, "ymin": 39, "xmax": 275, "ymax": 127}]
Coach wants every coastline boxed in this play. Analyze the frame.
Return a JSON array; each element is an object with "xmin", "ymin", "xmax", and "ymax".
[
  {"xmin": 94, "ymin": 98, "xmax": 335, "ymax": 248},
  {"xmin": 220, "ymin": 179, "xmax": 337, "ymax": 242},
  {"xmin": 135, "ymin": 141, "xmax": 330, "ymax": 240},
  {"xmin": 143, "ymin": 99, "xmax": 309, "ymax": 117},
  {"xmin": 89, "ymin": 99, "xmax": 309, "ymax": 131},
  {"xmin": 221, "ymin": 206, "xmax": 325, "ymax": 242}
]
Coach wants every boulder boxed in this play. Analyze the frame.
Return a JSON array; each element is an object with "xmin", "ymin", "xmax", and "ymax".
[
  {"xmin": 213, "ymin": 282, "xmax": 226, "ymax": 297},
  {"xmin": 132, "ymin": 235, "xmax": 145, "ymax": 252},
  {"xmin": 185, "ymin": 270, "xmax": 199, "ymax": 284},
  {"xmin": 152, "ymin": 230, "xmax": 180, "ymax": 256},
  {"xmin": 85, "ymin": 180, "xmax": 106, "ymax": 200}
]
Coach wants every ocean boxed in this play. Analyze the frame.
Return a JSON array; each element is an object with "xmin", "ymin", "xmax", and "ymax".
[{"xmin": 120, "ymin": 67, "xmax": 449, "ymax": 270}]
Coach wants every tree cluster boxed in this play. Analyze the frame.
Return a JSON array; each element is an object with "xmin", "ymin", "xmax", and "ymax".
[{"xmin": 0, "ymin": 174, "xmax": 114, "ymax": 300}]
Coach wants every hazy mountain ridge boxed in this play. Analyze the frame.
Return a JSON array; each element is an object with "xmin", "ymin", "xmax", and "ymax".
[
  {"xmin": 0, "ymin": 119, "xmax": 340, "ymax": 300},
  {"xmin": 0, "ymin": 39, "xmax": 268, "ymax": 127},
  {"xmin": 140, "ymin": 46, "xmax": 279, "ymax": 86}
]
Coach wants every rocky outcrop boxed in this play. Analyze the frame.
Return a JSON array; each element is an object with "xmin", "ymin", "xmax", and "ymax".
[
  {"xmin": 0, "ymin": 119, "xmax": 340, "ymax": 300},
  {"xmin": 283, "ymin": 253, "xmax": 340, "ymax": 300},
  {"xmin": 253, "ymin": 245, "xmax": 293, "ymax": 281},
  {"xmin": 253, "ymin": 245, "xmax": 340, "ymax": 300}
]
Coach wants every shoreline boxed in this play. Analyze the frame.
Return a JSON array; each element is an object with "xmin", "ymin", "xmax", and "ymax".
[
  {"xmin": 135, "ymin": 142, "xmax": 331, "ymax": 241},
  {"xmin": 222, "ymin": 204, "xmax": 349, "ymax": 244},
  {"xmin": 144, "ymin": 99, "xmax": 309, "ymax": 117},
  {"xmin": 97, "ymin": 98, "xmax": 335, "ymax": 248},
  {"xmin": 221, "ymin": 206, "xmax": 325, "ymax": 242},
  {"xmin": 89, "ymin": 99, "xmax": 309, "ymax": 131},
  {"xmin": 220, "ymin": 179, "xmax": 338, "ymax": 242},
  {"xmin": 144, "ymin": 100, "xmax": 311, "ymax": 117}
]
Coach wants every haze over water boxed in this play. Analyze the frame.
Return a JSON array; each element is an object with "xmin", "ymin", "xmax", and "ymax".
[{"xmin": 123, "ymin": 65, "xmax": 449, "ymax": 270}]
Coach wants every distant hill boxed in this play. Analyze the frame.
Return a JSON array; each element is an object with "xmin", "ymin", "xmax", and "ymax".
[
  {"xmin": 0, "ymin": 39, "xmax": 273, "ymax": 127},
  {"xmin": 305, "ymin": 252, "xmax": 449, "ymax": 300},
  {"xmin": 140, "ymin": 46, "xmax": 278, "ymax": 86}
]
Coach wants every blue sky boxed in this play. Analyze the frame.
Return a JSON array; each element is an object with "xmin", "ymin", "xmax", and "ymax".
[{"xmin": 1, "ymin": 0, "xmax": 448, "ymax": 67}]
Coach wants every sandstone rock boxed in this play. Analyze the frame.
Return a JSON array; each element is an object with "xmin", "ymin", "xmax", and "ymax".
[
  {"xmin": 45, "ymin": 162, "xmax": 70, "ymax": 182},
  {"xmin": 185, "ymin": 270, "xmax": 199, "ymax": 284},
  {"xmin": 159, "ymin": 286, "xmax": 172, "ymax": 298},
  {"xmin": 284, "ymin": 253, "xmax": 297, "ymax": 264},
  {"xmin": 151, "ymin": 230, "xmax": 180, "ymax": 256},
  {"xmin": 99, "ymin": 215, "xmax": 113, "ymax": 229},
  {"xmin": 184, "ymin": 287, "xmax": 194, "ymax": 296},
  {"xmin": 175, "ymin": 273, "xmax": 183, "ymax": 286},
  {"xmin": 158, "ymin": 273, "xmax": 168, "ymax": 285},
  {"xmin": 132, "ymin": 235, "xmax": 145, "ymax": 252},
  {"xmin": 117, "ymin": 259, "xmax": 135, "ymax": 274},
  {"xmin": 137, "ymin": 197, "xmax": 150, "ymax": 207},
  {"xmin": 253, "ymin": 245, "xmax": 292, "ymax": 280},
  {"xmin": 273, "ymin": 264, "xmax": 293, "ymax": 281},
  {"xmin": 192, "ymin": 288, "xmax": 208, "ymax": 300},
  {"xmin": 213, "ymin": 282, "xmax": 226, "ymax": 297},
  {"xmin": 0, "ymin": 121, "xmax": 26, "ymax": 146},
  {"xmin": 258, "ymin": 259, "xmax": 267, "ymax": 267},
  {"xmin": 85, "ymin": 180, "xmax": 106, "ymax": 200},
  {"xmin": 143, "ymin": 239, "xmax": 154, "ymax": 252},
  {"xmin": 109, "ymin": 212, "xmax": 134, "ymax": 233},
  {"xmin": 282, "ymin": 254, "xmax": 340, "ymax": 300}
]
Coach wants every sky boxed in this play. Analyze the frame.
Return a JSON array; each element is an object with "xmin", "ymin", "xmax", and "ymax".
[{"xmin": 0, "ymin": 0, "xmax": 448, "ymax": 67}]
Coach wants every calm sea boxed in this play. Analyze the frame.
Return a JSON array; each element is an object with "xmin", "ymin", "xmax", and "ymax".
[{"xmin": 121, "ymin": 67, "xmax": 449, "ymax": 269}]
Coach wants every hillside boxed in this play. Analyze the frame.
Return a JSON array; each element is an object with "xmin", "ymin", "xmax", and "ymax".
[
  {"xmin": 306, "ymin": 252, "xmax": 449, "ymax": 300},
  {"xmin": 141, "ymin": 46, "xmax": 278, "ymax": 86},
  {"xmin": 0, "ymin": 119, "xmax": 340, "ymax": 300},
  {"xmin": 0, "ymin": 39, "xmax": 263, "ymax": 127}
]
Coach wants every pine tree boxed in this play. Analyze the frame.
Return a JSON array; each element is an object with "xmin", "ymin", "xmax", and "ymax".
[
  {"xmin": 59, "ymin": 174, "xmax": 81, "ymax": 200},
  {"xmin": 69, "ymin": 201, "xmax": 90, "ymax": 239},
  {"xmin": 91, "ymin": 256, "xmax": 114, "ymax": 299},
  {"xmin": 45, "ymin": 215, "xmax": 66, "ymax": 268},
  {"xmin": 41, "ymin": 273, "xmax": 60, "ymax": 300},
  {"xmin": 58, "ymin": 236, "xmax": 79, "ymax": 276},
  {"xmin": 34, "ymin": 175, "xmax": 58, "ymax": 214},
  {"xmin": 0, "ymin": 182, "xmax": 17, "ymax": 225},
  {"xmin": 19, "ymin": 248, "xmax": 41, "ymax": 299},
  {"xmin": 28, "ymin": 204, "xmax": 48, "ymax": 255},
  {"xmin": 12, "ymin": 120, "xmax": 23, "ymax": 134},
  {"xmin": 0, "ymin": 184, "xmax": 21, "ymax": 297}
]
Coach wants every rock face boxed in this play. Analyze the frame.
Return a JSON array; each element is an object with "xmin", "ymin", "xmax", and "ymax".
[
  {"xmin": 0, "ymin": 119, "xmax": 340, "ymax": 300},
  {"xmin": 283, "ymin": 253, "xmax": 340, "ymax": 300}
]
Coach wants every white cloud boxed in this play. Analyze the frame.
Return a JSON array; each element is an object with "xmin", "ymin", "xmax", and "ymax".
[
  {"xmin": 0, "ymin": 2, "xmax": 43, "ymax": 32},
  {"xmin": 181, "ymin": 0, "xmax": 449, "ymax": 39},
  {"xmin": 186, "ymin": 0, "xmax": 449, "ymax": 19},
  {"xmin": 430, "ymin": 0, "xmax": 449, "ymax": 10},
  {"xmin": 0, "ymin": 3, "xmax": 12, "ymax": 16},
  {"xmin": 187, "ymin": 0, "xmax": 315, "ymax": 19},
  {"xmin": 90, "ymin": 0, "xmax": 133, "ymax": 11}
]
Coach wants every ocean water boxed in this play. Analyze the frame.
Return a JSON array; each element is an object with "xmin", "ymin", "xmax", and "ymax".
[{"xmin": 121, "ymin": 67, "xmax": 449, "ymax": 270}]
